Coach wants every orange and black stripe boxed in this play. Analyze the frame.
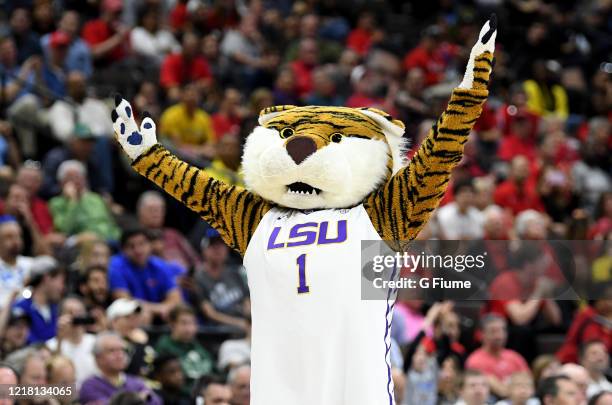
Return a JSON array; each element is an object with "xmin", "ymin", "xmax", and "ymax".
[{"xmin": 363, "ymin": 51, "xmax": 493, "ymax": 245}]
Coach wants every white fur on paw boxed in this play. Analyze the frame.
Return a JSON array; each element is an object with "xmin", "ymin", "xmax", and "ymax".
[
  {"xmin": 112, "ymin": 97, "xmax": 157, "ymax": 161},
  {"xmin": 458, "ymin": 18, "xmax": 496, "ymax": 89}
]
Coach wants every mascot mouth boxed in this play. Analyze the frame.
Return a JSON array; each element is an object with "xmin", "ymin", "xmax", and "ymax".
[{"xmin": 286, "ymin": 182, "xmax": 321, "ymax": 196}]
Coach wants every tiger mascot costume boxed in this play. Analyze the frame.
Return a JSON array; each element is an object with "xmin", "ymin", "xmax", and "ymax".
[{"xmin": 111, "ymin": 15, "xmax": 496, "ymax": 405}]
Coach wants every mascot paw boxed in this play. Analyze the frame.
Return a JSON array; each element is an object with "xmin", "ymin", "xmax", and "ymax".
[
  {"xmin": 458, "ymin": 13, "xmax": 497, "ymax": 90},
  {"xmin": 111, "ymin": 94, "xmax": 157, "ymax": 161}
]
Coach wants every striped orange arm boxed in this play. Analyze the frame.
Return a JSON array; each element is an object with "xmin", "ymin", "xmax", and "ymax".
[
  {"xmin": 131, "ymin": 145, "xmax": 272, "ymax": 255},
  {"xmin": 364, "ymin": 51, "xmax": 493, "ymax": 243}
]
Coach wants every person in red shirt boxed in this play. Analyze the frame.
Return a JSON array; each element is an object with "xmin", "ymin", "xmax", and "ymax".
[
  {"xmin": 211, "ymin": 88, "xmax": 246, "ymax": 142},
  {"xmin": 497, "ymin": 113, "xmax": 538, "ymax": 162},
  {"xmin": 556, "ymin": 284, "xmax": 612, "ymax": 364},
  {"xmin": 346, "ymin": 11, "xmax": 383, "ymax": 56},
  {"xmin": 15, "ymin": 162, "xmax": 53, "ymax": 235},
  {"xmin": 494, "ymin": 155, "xmax": 544, "ymax": 216},
  {"xmin": 403, "ymin": 25, "xmax": 458, "ymax": 86},
  {"xmin": 81, "ymin": 0, "xmax": 130, "ymax": 67},
  {"xmin": 160, "ymin": 31, "xmax": 212, "ymax": 102},
  {"xmin": 497, "ymin": 85, "xmax": 540, "ymax": 139},
  {"xmin": 290, "ymin": 38, "xmax": 318, "ymax": 101},
  {"xmin": 465, "ymin": 314, "xmax": 530, "ymax": 398},
  {"xmin": 486, "ymin": 242, "xmax": 562, "ymax": 364}
]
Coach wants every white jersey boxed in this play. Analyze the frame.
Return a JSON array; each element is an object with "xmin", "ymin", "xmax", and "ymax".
[{"xmin": 244, "ymin": 205, "xmax": 397, "ymax": 405}]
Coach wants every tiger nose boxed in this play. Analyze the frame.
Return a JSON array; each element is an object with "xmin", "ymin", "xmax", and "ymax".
[{"xmin": 286, "ymin": 136, "xmax": 317, "ymax": 165}]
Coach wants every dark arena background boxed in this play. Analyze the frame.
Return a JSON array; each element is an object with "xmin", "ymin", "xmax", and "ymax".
[{"xmin": 0, "ymin": 0, "xmax": 610, "ymax": 404}]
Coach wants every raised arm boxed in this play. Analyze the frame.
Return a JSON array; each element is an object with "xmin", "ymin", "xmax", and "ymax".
[
  {"xmin": 111, "ymin": 97, "xmax": 272, "ymax": 255},
  {"xmin": 364, "ymin": 15, "xmax": 497, "ymax": 242}
]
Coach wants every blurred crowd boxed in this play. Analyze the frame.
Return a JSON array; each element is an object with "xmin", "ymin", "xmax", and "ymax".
[{"xmin": 0, "ymin": 0, "xmax": 610, "ymax": 404}]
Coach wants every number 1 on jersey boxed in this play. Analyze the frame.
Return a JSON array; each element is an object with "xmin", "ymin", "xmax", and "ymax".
[{"xmin": 296, "ymin": 254, "xmax": 310, "ymax": 294}]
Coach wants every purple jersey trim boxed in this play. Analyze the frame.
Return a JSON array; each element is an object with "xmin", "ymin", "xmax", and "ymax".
[{"xmin": 384, "ymin": 264, "xmax": 398, "ymax": 405}]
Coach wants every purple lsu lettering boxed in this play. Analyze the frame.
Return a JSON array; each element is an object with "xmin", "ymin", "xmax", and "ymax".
[{"xmin": 267, "ymin": 220, "xmax": 348, "ymax": 249}]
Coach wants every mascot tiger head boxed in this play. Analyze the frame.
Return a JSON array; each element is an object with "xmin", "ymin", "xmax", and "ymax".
[{"xmin": 242, "ymin": 105, "xmax": 407, "ymax": 210}]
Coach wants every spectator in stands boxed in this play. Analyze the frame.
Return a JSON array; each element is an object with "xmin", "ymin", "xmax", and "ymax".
[
  {"xmin": 346, "ymin": 53, "xmax": 399, "ymax": 114},
  {"xmin": 220, "ymin": 14, "xmax": 275, "ymax": 90},
  {"xmin": 190, "ymin": 229, "xmax": 250, "ymax": 331},
  {"xmin": 486, "ymin": 242, "xmax": 562, "ymax": 361},
  {"xmin": 108, "ymin": 228, "xmax": 183, "ymax": 321},
  {"xmin": 396, "ymin": 67, "xmax": 429, "ymax": 134},
  {"xmin": 578, "ymin": 340, "xmax": 612, "ymax": 398},
  {"xmin": 284, "ymin": 13, "xmax": 342, "ymax": 64},
  {"xmin": 107, "ymin": 298, "xmax": 152, "ymax": 377},
  {"xmin": 559, "ymin": 363, "xmax": 590, "ymax": 405},
  {"xmin": 465, "ymin": 314, "xmax": 530, "ymax": 398},
  {"xmin": 346, "ymin": 10, "xmax": 382, "ymax": 56},
  {"xmin": 2, "ymin": 8, "xmax": 42, "ymax": 65},
  {"xmin": 572, "ymin": 139, "xmax": 611, "ymax": 216},
  {"xmin": 81, "ymin": 0, "xmax": 130, "ymax": 68},
  {"xmin": 217, "ymin": 316, "xmax": 251, "ymax": 373},
  {"xmin": 494, "ymin": 371, "xmax": 538, "ymax": 405},
  {"xmin": 206, "ymin": 134, "xmax": 244, "ymax": 187},
  {"xmin": 524, "ymin": 60, "xmax": 569, "ymax": 119},
  {"xmin": 0, "ymin": 307, "xmax": 31, "ymax": 359},
  {"xmin": 154, "ymin": 304, "xmax": 214, "ymax": 386},
  {"xmin": 290, "ymin": 38, "xmax": 318, "ymax": 100},
  {"xmin": 17, "ymin": 352, "xmax": 47, "ymax": 385},
  {"xmin": 403, "ymin": 302, "xmax": 450, "ymax": 405},
  {"xmin": 589, "ymin": 192, "xmax": 612, "ymax": 240},
  {"xmin": 494, "ymin": 156, "xmax": 543, "ymax": 216},
  {"xmin": 12, "ymin": 256, "xmax": 64, "ymax": 343},
  {"xmin": 14, "ymin": 162, "xmax": 54, "ymax": 236},
  {"xmin": 497, "ymin": 115, "xmax": 538, "ymax": 162},
  {"xmin": 0, "ymin": 216, "xmax": 33, "ymax": 307},
  {"xmin": 35, "ymin": 30, "xmax": 71, "ymax": 98},
  {"xmin": 6, "ymin": 34, "xmax": 69, "ymax": 157},
  {"xmin": 0, "ymin": 37, "xmax": 37, "ymax": 105},
  {"xmin": 160, "ymin": 31, "xmax": 212, "ymax": 102},
  {"xmin": 557, "ymin": 284, "xmax": 612, "ymax": 364},
  {"xmin": 1, "ymin": 184, "xmax": 50, "ymax": 256},
  {"xmin": 40, "ymin": 10, "xmax": 92, "ymax": 78},
  {"xmin": 455, "ymin": 369, "xmax": 490, "ymax": 405},
  {"xmin": 272, "ymin": 67, "xmax": 299, "ymax": 106},
  {"xmin": 304, "ymin": 65, "xmax": 344, "ymax": 106},
  {"xmin": 78, "ymin": 265, "xmax": 111, "ymax": 333},
  {"xmin": 0, "ymin": 363, "xmax": 18, "ymax": 391},
  {"xmin": 532, "ymin": 355, "xmax": 562, "ymax": 387},
  {"xmin": 151, "ymin": 353, "xmax": 190, "ymax": 405},
  {"xmin": 30, "ymin": 0, "xmax": 55, "ymax": 35},
  {"xmin": 46, "ymin": 296, "xmax": 97, "ymax": 387},
  {"xmin": 41, "ymin": 123, "xmax": 112, "ymax": 197},
  {"xmin": 437, "ymin": 179, "xmax": 484, "ymax": 240},
  {"xmin": 75, "ymin": 239, "xmax": 111, "ymax": 271},
  {"xmin": 159, "ymin": 83, "xmax": 216, "ymax": 160},
  {"xmin": 228, "ymin": 364, "xmax": 250, "ymax": 405},
  {"xmin": 79, "ymin": 332, "xmax": 161, "ymax": 405},
  {"xmin": 47, "ymin": 355, "xmax": 77, "ymax": 395},
  {"xmin": 193, "ymin": 375, "xmax": 233, "ymax": 405},
  {"xmin": 137, "ymin": 191, "xmax": 200, "ymax": 271},
  {"xmin": 48, "ymin": 71, "xmax": 114, "ymax": 142},
  {"xmin": 49, "ymin": 159, "xmax": 120, "ymax": 241},
  {"xmin": 403, "ymin": 25, "xmax": 450, "ymax": 86},
  {"xmin": 130, "ymin": 9, "xmax": 180, "ymax": 65},
  {"xmin": 211, "ymin": 88, "xmax": 245, "ymax": 141},
  {"xmin": 537, "ymin": 375, "xmax": 581, "ymax": 405}
]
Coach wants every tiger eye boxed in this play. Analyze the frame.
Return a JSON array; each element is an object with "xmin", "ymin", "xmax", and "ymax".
[
  {"xmin": 280, "ymin": 128, "xmax": 294, "ymax": 139},
  {"xmin": 330, "ymin": 133, "xmax": 343, "ymax": 143}
]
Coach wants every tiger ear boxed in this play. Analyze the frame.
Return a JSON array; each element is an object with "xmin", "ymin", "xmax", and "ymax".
[
  {"xmin": 358, "ymin": 107, "xmax": 405, "ymax": 137},
  {"xmin": 258, "ymin": 105, "xmax": 298, "ymax": 126}
]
